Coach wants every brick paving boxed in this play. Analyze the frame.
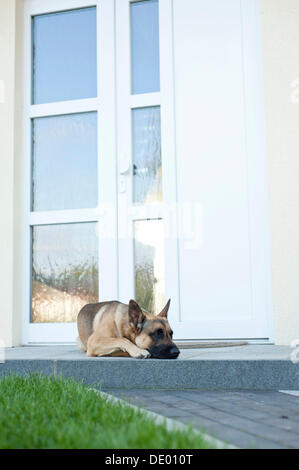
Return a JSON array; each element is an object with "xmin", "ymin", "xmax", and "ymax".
[{"xmin": 103, "ymin": 389, "xmax": 299, "ymax": 449}]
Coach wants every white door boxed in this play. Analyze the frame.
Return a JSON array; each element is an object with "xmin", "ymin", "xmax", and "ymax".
[
  {"xmin": 115, "ymin": 0, "xmax": 273, "ymax": 341},
  {"xmin": 23, "ymin": 0, "xmax": 273, "ymax": 343}
]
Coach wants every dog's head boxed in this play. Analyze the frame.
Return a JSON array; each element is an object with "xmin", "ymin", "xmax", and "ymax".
[{"xmin": 128, "ymin": 299, "xmax": 180, "ymax": 359}]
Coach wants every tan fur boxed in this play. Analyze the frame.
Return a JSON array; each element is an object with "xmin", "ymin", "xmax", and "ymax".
[
  {"xmin": 77, "ymin": 301, "xmax": 149, "ymax": 358},
  {"xmin": 76, "ymin": 299, "xmax": 175, "ymax": 359}
]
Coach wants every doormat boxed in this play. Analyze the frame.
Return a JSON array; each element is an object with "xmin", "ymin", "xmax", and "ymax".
[{"xmin": 176, "ymin": 341, "xmax": 248, "ymax": 349}]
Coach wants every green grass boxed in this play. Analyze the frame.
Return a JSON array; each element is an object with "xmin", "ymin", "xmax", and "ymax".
[{"xmin": 0, "ymin": 374, "xmax": 215, "ymax": 449}]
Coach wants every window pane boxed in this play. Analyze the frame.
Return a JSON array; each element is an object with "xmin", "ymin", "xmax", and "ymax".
[
  {"xmin": 132, "ymin": 106, "xmax": 162, "ymax": 204},
  {"xmin": 32, "ymin": 223, "xmax": 98, "ymax": 323},
  {"xmin": 32, "ymin": 112, "xmax": 97, "ymax": 211},
  {"xmin": 134, "ymin": 219, "xmax": 165, "ymax": 314},
  {"xmin": 32, "ymin": 7, "xmax": 97, "ymax": 104},
  {"xmin": 130, "ymin": 0, "xmax": 160, "ymax": 94}
]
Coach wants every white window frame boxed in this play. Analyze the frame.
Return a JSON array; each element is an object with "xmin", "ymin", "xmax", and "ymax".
[{"xmin": 22, "ymin": 0, "xmax": 118, "ymax": 343}]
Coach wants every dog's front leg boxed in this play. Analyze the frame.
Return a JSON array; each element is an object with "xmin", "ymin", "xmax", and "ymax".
[{"xmin": 87, "ymin": 336, "xmax": 150, "ymax": 359}]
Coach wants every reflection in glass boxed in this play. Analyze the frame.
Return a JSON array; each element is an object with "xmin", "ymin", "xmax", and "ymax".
[
  {"xmin": 32, "ymin": 7, "xmax": 97, "ymax": 104},
  {"xmin": 132, "ymin": 107, "xmax": 162, "ymax": 204},
  {"xmin": 32, "ymin": 112, "xmax": 97, "ymax": 211},
  {"xmin": 32, "ymin": 223, "xmax": 98, "ymax": 323},
  {"xmin": 134, "ymin": 219, "xmax": 165, "ymax": 314},
  {"xmin": 130, "ymin": 0, "xmax": 160, "ymax": 94}
]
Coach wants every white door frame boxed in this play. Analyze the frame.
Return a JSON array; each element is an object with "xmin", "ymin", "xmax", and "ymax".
[{"xmin": 22, "ymin": 0, "xmax": 274, "ymax": 343}]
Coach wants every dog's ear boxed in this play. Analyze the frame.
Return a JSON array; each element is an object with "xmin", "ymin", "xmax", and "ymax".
[
  {"xmin": 157, "ymin": 299, "xmax": 171, "ymax": 318},
  {"xmin": 128, "ymin": 299, "xmax": 145, "ymax": 330}
]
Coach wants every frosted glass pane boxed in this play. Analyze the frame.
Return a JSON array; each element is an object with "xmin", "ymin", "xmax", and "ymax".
[
  {"xmin": 130, "ymin": 0, "xmax": 160, "ymax": 94},
  {"xmin": 32, "ymin": 7, "xmax": 97, "ymax": 104},
  {"xmin": 32, "ymin": 223, "xmax": 98, "ymax": 323},
  {"xmin": 32, "ymin": 112, "xmax": 97, "ymax": 211},
  {"xmin": 134, "ymin": 219, "xmax": 165, "ymax": 314},
  {"xmin": 132, "ymin": 107, "xmax": 162, "ymax": 204}
]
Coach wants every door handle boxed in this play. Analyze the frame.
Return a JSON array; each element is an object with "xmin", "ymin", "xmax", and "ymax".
[{"xmin": 133, "ymin": 164, "xmax": 148, "ymax": 176}]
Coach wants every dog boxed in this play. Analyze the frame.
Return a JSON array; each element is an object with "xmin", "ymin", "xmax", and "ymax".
[{"xmin": 76, "ymin": 298, "xmax": 180, "ymax": 359}]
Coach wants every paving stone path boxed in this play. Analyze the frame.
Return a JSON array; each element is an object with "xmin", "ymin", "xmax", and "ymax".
[{"xmin": 103, "ymin": 389, "xmax": 299, "ymax": 449}]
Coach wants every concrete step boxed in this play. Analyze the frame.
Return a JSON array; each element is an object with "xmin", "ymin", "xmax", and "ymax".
[{"xmin": 1, "ymin": 345, "xmax": 298, "ymax": 390}]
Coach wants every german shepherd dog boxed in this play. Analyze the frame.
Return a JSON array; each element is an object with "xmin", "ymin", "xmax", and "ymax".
[{"xmin": 76, "ymin": 299, "xmax": 180, "ymax": 359}]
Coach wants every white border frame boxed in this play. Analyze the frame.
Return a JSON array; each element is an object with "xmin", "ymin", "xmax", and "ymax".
[{"xmin": 22, "ymin": 0, "xmax": 118, "ymax": 343}]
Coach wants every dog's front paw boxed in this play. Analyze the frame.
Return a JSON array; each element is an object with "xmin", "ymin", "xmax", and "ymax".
[{"xmin": 131, "ymin": 348, "xmax": 151, "ymax": 359}]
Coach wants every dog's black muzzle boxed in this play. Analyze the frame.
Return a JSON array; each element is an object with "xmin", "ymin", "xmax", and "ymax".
[{"xmin": 149, "ymin": 344, "xmax": 180, "ymax": 359}]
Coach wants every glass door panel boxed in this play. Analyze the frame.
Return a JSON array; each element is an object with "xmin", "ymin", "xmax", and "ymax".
[
  {"xmin": 134, "ymin": 219, "xmax": 165, "ymax": 313},
  {"xmin": 32, "ymin": 112, "xmax": 98, "ymax": 211},
  {"xmin": 132, "ymin": 106, "xmax": 162, "ymax": 204},
  {"xmin": 130, "ymin": 0, "xmax": 160, "ymax": 94},
  {"xmin": 32, "ymin": 222, "xmax": 98, "ymax": 323},
  {"xmin": 32, "ymin": 7, "xmax": 97, "ymax": 104}
]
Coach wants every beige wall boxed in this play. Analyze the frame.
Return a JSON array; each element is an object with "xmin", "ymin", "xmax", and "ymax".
[
  {"xmin": 260, "ymin": 0, "xmax": 299, "ymax": 345},
  {"xmin": 0, "ymin": 0, "xmax": 23, "ymax": 347},
  {"xmin": 13, "ymin": 0, "xmax": 24, "ymax": 347},
  {"xmin": 0, "ymin": 0, "xmax": 16, "ymax": 347},
  {"xmin": 0, "ymin": 0, "xmax": 299, "ymax": 345}
]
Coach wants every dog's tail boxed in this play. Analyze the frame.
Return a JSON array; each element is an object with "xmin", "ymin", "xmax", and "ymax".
[{"xmin": 76, "ymin": 336, "xmax": 87, "ymax": 352}]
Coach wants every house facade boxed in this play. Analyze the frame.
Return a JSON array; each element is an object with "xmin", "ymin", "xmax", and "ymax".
[{"xmin": 0, "ymin": 0, "xmax": 298, "ymax": 346}]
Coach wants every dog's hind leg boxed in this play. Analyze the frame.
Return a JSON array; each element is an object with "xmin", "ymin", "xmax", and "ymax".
[{"xmin": 87, "ymin": 335, "xmax": 150, "ymax": 359}]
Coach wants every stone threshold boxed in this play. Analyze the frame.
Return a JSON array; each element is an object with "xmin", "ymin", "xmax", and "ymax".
[{"xmin": 1, "ymin": 344, "xmax": 298, "ymax": 390}]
